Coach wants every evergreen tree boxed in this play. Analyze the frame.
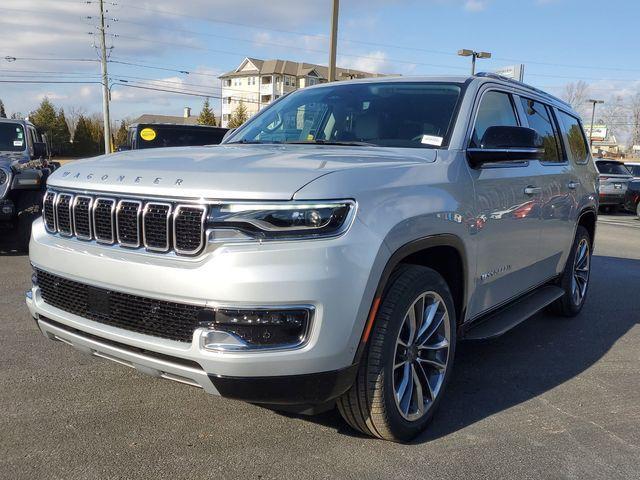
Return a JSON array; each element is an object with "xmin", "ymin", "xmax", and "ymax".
[
  {"xmin": 72, "ymin": 115, "xmax": 99, "ymax": 157},
  {"xmin": 228, "ymin": 101, "xmax": 248, "ymax": 129},
  {"xmin": 54, "ymin": 108, "xmax": 71, "ymax": 154},
  {"xmin": 0, "ymin": 99, "xmax": 6, "ymax": 118},
  {"xmin": 198, "ymin": 98, "xmax": 217, "ymax": 126},
  {"xmin": 114, "ymin": 120, "xmax": 129, "ymax": 148},
  {"xmin": 30, "ymin": 98, "xmax": 58, "ymax": 142}
]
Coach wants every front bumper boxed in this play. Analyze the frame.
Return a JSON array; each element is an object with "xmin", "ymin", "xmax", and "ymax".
[{"xmin": 27, "ymin": 217, "xmax": 382, "ymax": 405}]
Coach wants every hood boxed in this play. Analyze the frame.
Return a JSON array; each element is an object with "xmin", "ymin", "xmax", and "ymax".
[
  {"xmin": 48, "ymin": 144, "xmax": 435, "ymax": 200},
  {"xmin": 0, "ymin": 151, "xmax": 26, "ymax": 165}
]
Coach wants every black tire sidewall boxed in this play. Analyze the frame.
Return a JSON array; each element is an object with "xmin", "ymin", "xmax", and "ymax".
[
  {"xmin": 374, "ymin": 266, "xmax": 457, "ymax": 440},
  {"xmin": 559, "ymin": 226, "xmax": 591, "ymax": 316}
]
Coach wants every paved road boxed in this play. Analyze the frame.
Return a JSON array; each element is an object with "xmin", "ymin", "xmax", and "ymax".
[{"xmin": 1, "ymin": 218, "xmax": 639, "ymax": 480}]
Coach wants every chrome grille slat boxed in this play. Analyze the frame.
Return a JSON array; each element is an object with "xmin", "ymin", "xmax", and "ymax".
[
  {"xmin": 93, "ymin": 198, "xmax": 116, "ymax": 244},
  {"xmin": 43, "ymin": 191, "xmax": 57, "ymax": 233},
  {"xmin": 43, "ymin": 189, "xmax": 206, "ymax": 256},
  {"xmin": 143, "ymin": 202, "xmax": 172, "ymax": 252},
  {"xmin": 73, "ymin": 196, "xmax": 93, "ymax": 240},
  {"xmin": 174, "ymin": 205, "xmax": 207, "ymax": 255},
  {"xmin": 116, "ymin": 200, "xmax": 142, "ymax": 248},
  {"xmin": 55, "ymin": 193, "xmax": 74, "ymax": 236}
]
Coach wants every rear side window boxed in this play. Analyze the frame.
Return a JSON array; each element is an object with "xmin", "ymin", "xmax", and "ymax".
[
  {"xmin": 557, "ymin": 111, "xmax": 589, "ymax": 164},
  {"xmin": 519, "ymin": 98, "xmax": 562, "ymax": 162},
  {"xmin": 596, "ymin": 161, "xmax": 631, "ymax": 176},
  {"xmin": 627, "ymin": 165, "xmax": 640, "ymax": 177},
  {"xmin": 471, "ymin": 91, "xmax": 518, "ymax": 148}
]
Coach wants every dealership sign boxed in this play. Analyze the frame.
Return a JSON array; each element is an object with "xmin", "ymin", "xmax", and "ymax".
[
  {"xmin": 584, "ymin": 124, "xmax": 608, "ymax": 141},
  {"xmin": 493, "ymin": 64, "xmax": 525, "ymax": 81}
]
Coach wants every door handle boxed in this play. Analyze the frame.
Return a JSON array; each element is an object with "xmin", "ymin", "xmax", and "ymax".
[
  {"xmin": 524, "ymin": 186, "xmax": 542, "ymax": 195},
  {"xmin": 567, "ymin": 180, "xmax": 581, "ymax": 190}
]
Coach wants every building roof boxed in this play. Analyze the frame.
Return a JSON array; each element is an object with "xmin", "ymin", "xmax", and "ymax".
[
  {"xmin": 219, "ymin": 57, "xmax": 386, "ymax": 80},
  {"xmin": 130, "ymin": 114, "xmax": 200, "ymax": 126}
]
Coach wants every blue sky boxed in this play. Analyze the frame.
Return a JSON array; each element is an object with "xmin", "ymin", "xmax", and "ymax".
[{"xmin": 1, "ymin": 0, "xmax": 638, "ymax": 128}]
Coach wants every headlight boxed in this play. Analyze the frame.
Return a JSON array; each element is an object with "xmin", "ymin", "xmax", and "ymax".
[{"xmin": 207, "ymin": 201, "xmax": 355, "ymax": 241}]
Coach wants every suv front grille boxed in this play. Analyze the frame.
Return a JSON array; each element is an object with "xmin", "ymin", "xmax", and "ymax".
[
  {"xmin": 36, "ymin": 269, "xmax": 204, "ymax": 342},
  {"xmin": 43, "ymin": 189, "xmax": 207, "ymax": 256}
]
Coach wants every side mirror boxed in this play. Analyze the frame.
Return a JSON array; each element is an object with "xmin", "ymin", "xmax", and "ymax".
[
  {"xmin": 467, "ymin": 126, "xmax": 543, "ymax": 167},
  {"xmin": 33, "ymin": 142, "xmax": 47, "ymax": 159}
]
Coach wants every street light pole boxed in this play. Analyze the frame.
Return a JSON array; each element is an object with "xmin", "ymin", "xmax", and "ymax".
[
  {"xmin": 328, "ymin": 0, "xmax": 339, "ymax": 82},
  {"xmin": 458, "ymin": 49, "xmax": 492, "ymax": 75},
  {"xmin": 98, "ymin": 0, "xmax": 112, "ymax": 154},
  {"xmin": 588, "ymin": 99, "xmax": 604, "ymax": 150}
]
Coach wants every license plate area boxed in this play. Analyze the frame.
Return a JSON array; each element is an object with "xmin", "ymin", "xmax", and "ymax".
[{"xmin": 87, "ymin": 286, "xmax": 111, "ymax": 316}]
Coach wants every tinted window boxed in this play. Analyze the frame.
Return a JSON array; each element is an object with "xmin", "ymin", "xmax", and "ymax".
[
  {"xmin": 0, "ymin": 123, "xmax": 26, "ymax": 152},
  {"xmin": 136, "ymin": 126, "xmax": 226, "ymax": 149},
  {"xmin": 520, "ymin": 98, "xmax": 562, "ymax": 162},
  {"xmin": 596, "ymin": 161, "xmax": 631, "ymax": 176},
  {"xmin": 557, "ymin": 111, "xmax": 589, "ymax": 164},
  {"xmin": 230, "ymin": 82, "xmax": 462, "ymax": 149},
  {"xmin": 471, "ymin": 91, "xmax": 518, "ymax": 148},
  {"xmin": 626, "ymin": 164, "xmax": 640, "ymax": 177}
]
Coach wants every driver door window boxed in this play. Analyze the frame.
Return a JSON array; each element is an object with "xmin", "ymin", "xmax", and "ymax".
[{"xmin": 471, "ymin": 91, "xmax": 518, "ymax": 147}]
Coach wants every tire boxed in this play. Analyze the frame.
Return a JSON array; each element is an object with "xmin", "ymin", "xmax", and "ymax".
[
  {"xmin": 550, "ymin": 226, "xmax": 591, "ymax": 317},
  {"xmin": 337, "ymin": 265, "xmax": 457, "ymax": 442},
  {"xmin": 13, "ymin": 191, "xmax": 42, "ymax": 252}
]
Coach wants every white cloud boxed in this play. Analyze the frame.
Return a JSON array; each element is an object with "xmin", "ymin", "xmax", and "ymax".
[
  {"xmin": 464, "ymin": 0, "xmax": 487, "ymax": 11},
  {"xmin": 339, "ymin": 50, "xmax": 392, "ymax": 74}
]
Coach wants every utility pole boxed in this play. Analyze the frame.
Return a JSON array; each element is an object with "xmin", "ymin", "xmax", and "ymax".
[
  {"xmin": 587, "ymin": 99, "xmax": 604, "ymax": 150},
  {"xmin": 98, "ymin": 0, "xmax": 112, "ymax": 154},
  {"xmin": 328, "ymin": 0, "xmax": 339, "ymax": 82}
]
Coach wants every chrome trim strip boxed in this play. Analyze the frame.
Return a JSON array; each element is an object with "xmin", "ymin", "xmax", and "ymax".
[
  {"xmin": 72, "ymin": 195, "xmax": 93, "ymax": 240},
  {"xmin": 116, "ymin": 199, "xmax": 143, "ymax": 248},
  {"xmin": 173, "ymin": 205, "xmax": 207, "ymax": 256},
  {"xmin": 55, "ymin": 192, "xmax": 74, "ymax": 237},
  {"xmin": 142, "ymin": 202, "xmax": 172, "ymax": 252},
  {"xmin": 92, "ymin": 197, "xmax": 116, "ymax": 244},
  {"xmin": 43, "ymin": 191, "xmax": 58, "ymax": 233}
]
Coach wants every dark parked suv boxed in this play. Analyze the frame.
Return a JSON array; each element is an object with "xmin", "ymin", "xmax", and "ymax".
[{"xmin": 595, "ymin": 159, "xmax": 633, "ymax": 211}]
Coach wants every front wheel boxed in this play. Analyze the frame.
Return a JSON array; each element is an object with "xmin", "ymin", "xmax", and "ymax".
[
  {"xmin": 550, "ymin": 226, "xmax": 592, "ymax": 317},
  {"xmin": 337, "ymin": 265, "xmax": 456, "ymax": 442}
]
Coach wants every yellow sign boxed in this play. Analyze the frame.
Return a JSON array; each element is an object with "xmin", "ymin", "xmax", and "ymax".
[{"xmin": 140, "ymin": 128, "xmax": 156, "ymax": 141}]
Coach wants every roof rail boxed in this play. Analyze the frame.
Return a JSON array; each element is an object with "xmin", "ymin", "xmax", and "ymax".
[{"xmin": 475, "ymin": 72, "xmax": 573, "ymax": 109}]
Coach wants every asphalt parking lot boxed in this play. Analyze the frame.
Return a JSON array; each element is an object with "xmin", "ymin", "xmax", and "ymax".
[{"xmin": 1, "ymin": 215, "xmax": 639, "ymax": 480}]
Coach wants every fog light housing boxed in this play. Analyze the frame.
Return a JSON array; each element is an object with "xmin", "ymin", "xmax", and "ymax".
[{"xmin": 199, "ymin": 307, "xmax": 312, "ymax": 351}]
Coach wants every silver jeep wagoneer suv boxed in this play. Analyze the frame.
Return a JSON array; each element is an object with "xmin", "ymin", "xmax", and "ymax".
[{"xmin": 26, "ymin": 74, "xmax": 598, "ymax": 441}]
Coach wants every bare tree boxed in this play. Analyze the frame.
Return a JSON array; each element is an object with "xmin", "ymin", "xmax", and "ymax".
[
  {"xmin": 561, "ymin": 81, "xmax": 590, "ymax": 116},
  {"xmin": 630, "ymin": 92, "xmax": 640, "ymax": 149},
  {"xmin": 65, "ymin": 106, "xmax": 87, "ymax": 138},
  {"xmin": 600, "ymin": 95, "xmax": 627, "ymax": 141}
]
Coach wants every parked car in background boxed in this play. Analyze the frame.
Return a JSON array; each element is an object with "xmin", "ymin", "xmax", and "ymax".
[
  {"xmin": 625, "ymin": 161, "xmax": 640, "ymax": 179},
  {"xmin": 624, "ymin": 180, "xmax": 640, "ymax": 217},
  {"xmin": 595, "ymin": 159, "xmax": 633, "ymax": 212},
  {"xmin": 0, "ymin": 118, "xmax": 57, "ymax": 250},
  {"xmin": 27, "ymin": 74, "xmax": 598, "ymax": 442},
  {"xmin": 118, "ymin": 123, "xmax": 228, "ymax": 151}
]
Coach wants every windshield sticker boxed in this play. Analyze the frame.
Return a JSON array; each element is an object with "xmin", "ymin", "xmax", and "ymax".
[
  {"xmin": 421, "ymin": 135, "xmax": 443, "ymax": 146},
  {"xmin": 140, "ymin": 128, "xmax": 156, "ymax": 141},
  {"xmin": 13, "ymin": 140, "xmax": 24, "ymax": 147}
]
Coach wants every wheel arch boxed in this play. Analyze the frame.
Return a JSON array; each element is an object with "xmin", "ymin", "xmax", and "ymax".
[
  {"xmin": 354, "ymin": 234, "xmax": 468, "ymax": 363},
  {"xmin": 577, "ymin": 208, "xmax": 597, "ymax": 248}
]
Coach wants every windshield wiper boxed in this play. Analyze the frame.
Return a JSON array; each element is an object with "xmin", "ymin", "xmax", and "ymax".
[
  {"xmin": 226, "ymin": 139, "xmax": 282, "ymax": 145},
  {"xmin": 284, "ymin": 139, "xmax": 379, "ymax": 147}
]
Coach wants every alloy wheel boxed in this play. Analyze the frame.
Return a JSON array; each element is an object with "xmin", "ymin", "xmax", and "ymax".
[
  {"xmin": 571, "ymin": 238, "xmax": 590, "ymax": 306},
  {"xmin": 393, "ymin": 291, "xmax": 451, "ymax": 422}
]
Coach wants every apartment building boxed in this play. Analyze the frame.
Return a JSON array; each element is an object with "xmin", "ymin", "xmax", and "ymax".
[{"xmin": 219, "ymin": 57, "xmax": 384, "ymax": 127}]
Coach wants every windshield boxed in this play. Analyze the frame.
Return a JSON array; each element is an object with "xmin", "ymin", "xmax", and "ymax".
[
  {"xmin": 626, "ymin": 164, "xmax": 640, "ymax": 177},
  {"xmin": 0, "ymin": 123, "xmax": 26, "ymax": 152},
  {"xmin": 228, "ymin": 82, "xmax": 462, "ymax": 149},
  {"xmin": 596, "ymin": 161, "xmax": 631, "ymax": 176}
]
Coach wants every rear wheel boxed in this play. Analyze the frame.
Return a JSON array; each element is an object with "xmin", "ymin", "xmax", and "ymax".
[
  {"xmin": 550, "ymin": 226, "xmax": 591, "ymax": 317},
  {"xmin": 337, "ymin": 265, "xmax": 456, "ymax": 442}
]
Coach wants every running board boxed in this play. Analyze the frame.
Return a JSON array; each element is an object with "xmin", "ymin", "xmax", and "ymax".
[{"xmin": 463, "ymin": 285, "xmax": 564, "ymax": 341}]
